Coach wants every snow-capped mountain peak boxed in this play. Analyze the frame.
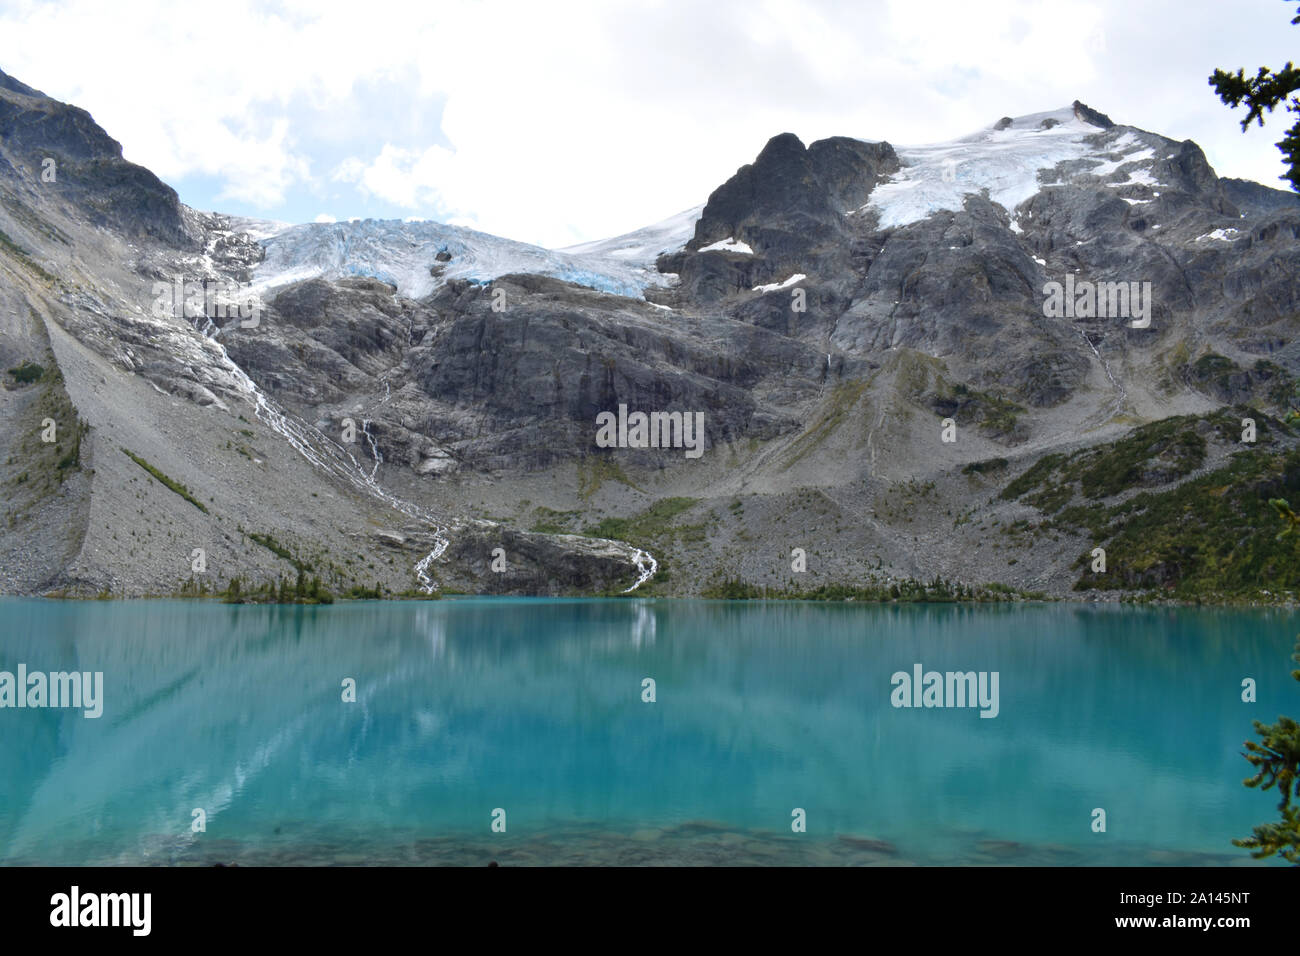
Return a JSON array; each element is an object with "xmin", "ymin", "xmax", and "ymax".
[{"xmin": 863, "ymin": 102, "xmax": 1160, "ymax": 228}]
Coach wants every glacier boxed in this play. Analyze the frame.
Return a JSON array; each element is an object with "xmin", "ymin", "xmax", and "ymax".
[{"xmin": 249, "ymin": 206, "xmax": 702, "ymax": 302}]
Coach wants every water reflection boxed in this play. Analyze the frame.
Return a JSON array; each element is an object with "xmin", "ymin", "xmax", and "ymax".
[{"xmin": 0, "ymin": 598, "xmax": 1294, "ymax": 865}]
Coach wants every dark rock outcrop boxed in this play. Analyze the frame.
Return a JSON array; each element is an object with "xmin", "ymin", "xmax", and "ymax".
[{"xmin": 0, "ymin": 67, "xmax": 190, "ymax": 244}]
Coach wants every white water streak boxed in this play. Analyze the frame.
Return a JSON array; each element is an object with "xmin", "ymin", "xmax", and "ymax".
[
  {"xmin": 361, "ymin": 419, "xmax": 383, "ymax": 480},
  {"xmin": 623, "ymin": 549, "xmax": 658, "ymax": 593},
  {"xmin": 190, "ymin": 315, "xmax": 448, "ymax": 592}
]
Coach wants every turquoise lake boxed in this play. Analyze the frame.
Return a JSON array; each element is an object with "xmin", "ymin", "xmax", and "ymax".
[{"xmin": 0, "ymin": 597, "xmax": 1297, "ymax": 866}]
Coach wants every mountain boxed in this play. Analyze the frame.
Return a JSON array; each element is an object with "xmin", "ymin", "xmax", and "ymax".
[{"xmin": 2, "ymin": 69, "xmax": 1299, "ymax": 602}]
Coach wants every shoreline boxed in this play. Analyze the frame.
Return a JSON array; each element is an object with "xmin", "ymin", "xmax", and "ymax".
[{"xmin": 8, "ymin": 590, "xmax": 1299, "ymax": 610}]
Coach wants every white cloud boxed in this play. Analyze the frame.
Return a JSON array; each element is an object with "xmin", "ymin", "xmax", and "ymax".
[
  {"xmin": 210, "ymin": 119, "xmax": 312, "ymax": 207},
  {"xmin": 330, "ymin": 157, "xmax": 368, "ymax": 184},
  {"xmin": 335, "ymin": 143, "xmax": 459, "ymax": 212}
]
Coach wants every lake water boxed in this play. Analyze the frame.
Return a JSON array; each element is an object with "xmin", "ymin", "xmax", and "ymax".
[{"xmin": 0, "ymin": 597, "xmax": 1296, "ymax": 866}]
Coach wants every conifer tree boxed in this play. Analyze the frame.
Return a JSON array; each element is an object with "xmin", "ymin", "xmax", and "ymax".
[
  {"xmin": 1210, "ymin": 4, "xmax": 1300, "ymax": 191},
  {"xmin": 1233, "ymin": 640, "xmax": 1300, "ymax": 863}
]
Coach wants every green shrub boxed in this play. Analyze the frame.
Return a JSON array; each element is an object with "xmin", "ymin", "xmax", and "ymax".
[
  {"xmin": 122, "ymin": 449, "xmax": 209, "ymax": 513},
  {"xmin": 6, "ymin": 361, "xmax": 44, "ymax": 384}
]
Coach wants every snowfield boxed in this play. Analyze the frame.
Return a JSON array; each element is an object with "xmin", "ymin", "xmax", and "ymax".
[
  {"xmin": 559, "ymin": 204, "xmax": 703, "ymax": 261},
  {"xmin": 862, "ymin": 107, "xmax": 1164, "ymax": 229}
]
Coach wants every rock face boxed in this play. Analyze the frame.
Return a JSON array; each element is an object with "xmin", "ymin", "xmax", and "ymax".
[
  {"xmin": 669, "ymin": 132, "xmax": 899, "ymax": 304},
  {"xmin": 0, "ymin": 68, "xmax": 190, "ymax": 245},
  {"xmin": 227, "ymin": 277, "xmax": 411, "ymax": 406},
  {"xmin": 690, "ymin": 133, "xmax": 900, "ymax": 252},
  {"xmin": 441, "ymin": 524, "xmax": 645, "ymax": 595},
  {"xmin": 1071, "ymin": 100, "xmax": 1114, "ymax": 129},
  {"xmin": 1221, "ymin": 177, "xmax": 1300, "ymax": 217},
  {"xmin": 2, "ymin": 73, "xmax": 1300, "ymax": 600}
]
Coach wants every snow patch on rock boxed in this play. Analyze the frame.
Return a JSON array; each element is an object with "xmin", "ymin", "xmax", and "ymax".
[
  {"xmin": 753, "ymin": 274, "xmax": 806, "ymax": 293},
  {"xmin": 699, "ymin": 236, "xmax": 754, "ymax": 254}
]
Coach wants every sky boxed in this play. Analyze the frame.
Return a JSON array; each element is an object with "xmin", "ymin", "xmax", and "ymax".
[{"xmin": 1, "ymin": 0, "xmax": 1296, "ymax": 248}]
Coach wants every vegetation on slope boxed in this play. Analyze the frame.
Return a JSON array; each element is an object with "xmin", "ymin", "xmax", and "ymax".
[
  {"xmin": 998, "ymin": 405, "xmax": 1300, "ymax": 601},
  {"xmin": 1000, "ymin": 412, "xmax": 1221, "ymax": 508},
  {"xmin": 583, "ymin": 496, "xmax": 703, "ymax": 546},
  {"xmin": 122, "ymin": 449, "xmax": 208, "ymax": 513},
  {"xmin": 4, "ymin": 355, "xmax": 88, "ymax": 532},
  {"xmin": 6, "ymin": 360, "xmax": 44, "ymax": 385},
  {"xmin": 0, "ymin": 227, "xmax": 56, "ymax": 283},
  {"xmin": 702, "ymin": 575, "xmax": 1047, "ymax": 603}
]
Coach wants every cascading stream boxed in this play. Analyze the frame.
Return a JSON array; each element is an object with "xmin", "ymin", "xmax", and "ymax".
[
  {"xmin": 187, "ymin": 312, "xmax": 653, "ymax": 594},
  {"xmin": 624, "ymin": 549, "xmax": 658, "ymax": 593},
  {"xmin": 190, "ymin": 314, "xmax": 450, "ymax": 592},
  {"xmin": 360, "ymin": 419, "xmax": 382, "ymax": 481},
  {"xmin": 1074, "ymin": 325, "xmax": 1128, "ymax": 422}
]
